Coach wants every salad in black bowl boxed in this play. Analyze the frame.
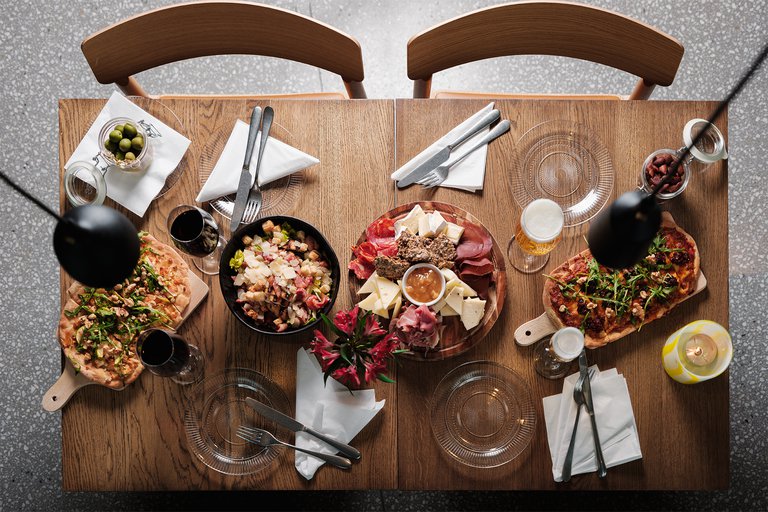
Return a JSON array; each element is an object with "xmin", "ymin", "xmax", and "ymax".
[{"xmin": 219, "ymin": 216, "xmax": 340, "ymax": 336}]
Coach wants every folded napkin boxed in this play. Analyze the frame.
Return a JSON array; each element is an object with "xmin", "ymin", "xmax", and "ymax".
[
  {"xmin": 65, "ymin": 91, "xmax": 191, "ymax": 217},
  {"xmin": 196, "ymin": 119, "xmax": 319, "ymax": 203},
  {"xmin": 294, "ymin": 348, "xmax": 385, "ymax": 480},
  {"xmin": 391, "ymin": 102, "xmax": 494, "ymax": 192},
  {"xmin": 543, "ymin": 366, "xmax": 642, "ymax": 482}
]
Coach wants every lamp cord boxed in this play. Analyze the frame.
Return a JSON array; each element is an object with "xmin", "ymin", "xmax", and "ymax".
[
  {"xmin": 0, "ymin": 170, "xmax": 62, "ymax": 222},
  {"xmin": 653, "ymin": 41, "xmax": 768, "ymax": 196}
]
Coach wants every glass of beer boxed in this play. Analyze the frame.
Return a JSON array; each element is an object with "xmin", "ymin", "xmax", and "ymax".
[{"xmin": 508, "ymin": 198, "xmax": 564, "ymax": 273}]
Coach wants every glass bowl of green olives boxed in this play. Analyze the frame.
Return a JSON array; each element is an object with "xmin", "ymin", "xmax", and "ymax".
[{"xmin": 98, "ymin": 117, "xmax": 150, "ymax": 171}]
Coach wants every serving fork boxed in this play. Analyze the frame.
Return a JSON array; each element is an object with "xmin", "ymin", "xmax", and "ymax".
[
  {"xmin": 561, "ymin": 367, "xmax": 595, "ymax": 482},
  {"xmin": 247, "ymin": 106, "xmax": 274, "ymax": 219},
  {"xmin": 236, "ymin": 426, "xmax": 352, "ymax": 469},
  {"xmin": 417, "ymin": 120, "xmax": 511, "ymax": 189}
]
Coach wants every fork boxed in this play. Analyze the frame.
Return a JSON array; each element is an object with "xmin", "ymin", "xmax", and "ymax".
[
  {"xmin": 418, "ymin": 120, "xmax": 511, "ymax": 189},
  {"xmin": 236, "ymin": 426, "xmax": 352, "ymax": 469},
  {"xmin": 561, "ymin": 367, "xmax": 595, "ymax": 482},
  {"xmin": 248, "ymin": 106, "xmax": 274, "ymax": 219}
]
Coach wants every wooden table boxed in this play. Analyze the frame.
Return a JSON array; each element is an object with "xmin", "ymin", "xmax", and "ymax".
[{"xmin": 57, "ymin": 98, "xmax": 728, "ymax": 491}]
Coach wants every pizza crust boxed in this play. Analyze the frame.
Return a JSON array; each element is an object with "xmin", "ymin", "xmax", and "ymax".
[
  {"xmin": 57, "ymin": 233, "xmax": 191, "ymax": 389},
  {"xmin": 543, "ymin": 213, "xmax": 700, "ymax": 349}
]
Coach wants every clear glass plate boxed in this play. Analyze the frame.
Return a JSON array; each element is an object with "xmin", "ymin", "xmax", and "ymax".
[
  {"xmin": 184, "ymin": 368, "xmax": 290, "ymax": 476},
  {"xmin": 198, "ymin": 119, "xmax": 304, "ymax": 223},
  {"xmin": 510, "ymin": 120, "xmax": 614, "ymax": 227},
  {"xmin": 430, "ymin": 361, "xmax": 536, "ymax": 468}
]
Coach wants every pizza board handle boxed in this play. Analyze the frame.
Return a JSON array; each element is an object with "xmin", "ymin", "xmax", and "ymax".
[
  {"xmin": 177, "ymin": 269, "xmax": 209, "ymax": 327},
  {"xmin": 514, "ymin": 313, "xmax": 557, "ymax": 346},
  {"xmin": 42, "ymin": 362, "xmax": 94, "ymax": 412}
]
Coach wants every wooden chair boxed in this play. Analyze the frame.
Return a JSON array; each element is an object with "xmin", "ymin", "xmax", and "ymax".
[
  {"xmin": 407, "ymin": 1, "xmax": 683, "ymax": 100},
  {"xmin": 82, "ymin": 1, "xmax": 366, "ymax": 99}
]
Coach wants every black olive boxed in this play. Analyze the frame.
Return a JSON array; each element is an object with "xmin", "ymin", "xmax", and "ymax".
[
  {"xmin": 665, "ymin": 275, "xmax": 679, "ymax": 287},
  {"xmin": 578, "ymin": 298, "xmax": 585, "ymax": 305},
  {"xmin": 670, "ymin": 251, "xmax": 689, "ymax": 265}
]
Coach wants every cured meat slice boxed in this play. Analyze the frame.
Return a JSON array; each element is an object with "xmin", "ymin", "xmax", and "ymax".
[{"xmin": 456, "ymin": 222, "xmax": 492, "ymax": 261}]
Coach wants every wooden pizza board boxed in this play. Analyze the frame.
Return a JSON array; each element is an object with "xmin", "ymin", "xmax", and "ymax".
[
  {"xmin": 41, "ymin": 270, "xmax": 209, "ymax": 411},
  {"xmin": 514, "ymin": 270, "xmax": 707, "ymax": 346}
]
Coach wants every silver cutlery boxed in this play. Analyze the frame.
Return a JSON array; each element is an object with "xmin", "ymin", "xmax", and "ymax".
[
  {"xmin": 561, "ymin": 367, "xmax": 595, "ymax": 482},
  {"xmin": 245, "ymin": 397, "xmax": 361, "ymax": 460},
  {"xmin": 230, "ymin": 106, "xmax": 262, "ymax": 232},
  {"xmin": 236, "ymin": 426, "xmax": 352, "ymax": 469},
  {"xmin": 417, "ymin": 119, "xmax": 511, "ymax": 189},
  {"xmin": 396, "ymin": 108, "xmax": 501, "ymax": 188},
  {"xmin": 247, "ymin": 106, "xmax": 273, "ymax": 220},
  {"xmin": 578, "ymin": 351, "xmax": 608, "ymax": 478}
]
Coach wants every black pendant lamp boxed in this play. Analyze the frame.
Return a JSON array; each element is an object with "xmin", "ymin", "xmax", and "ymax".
[
  {"xmin": 1, "ymin": 171, "xmax": 139, "ymax": 289},
  {"xmin": 588, "ymin": 42, "xmax": 768, "ymax": 269}
]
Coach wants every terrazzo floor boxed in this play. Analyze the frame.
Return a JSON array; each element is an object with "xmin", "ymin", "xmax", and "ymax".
[{"xmin": 1, "ymin": 0, "xmax": 767, "ymax": 510}]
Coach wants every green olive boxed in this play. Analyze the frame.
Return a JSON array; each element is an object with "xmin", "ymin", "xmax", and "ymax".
[
  {"xmin": 122, "ymin": 123, "xmax": 137, "ymax": 139},
  {"xmin": 109, "ymin": 130, "xmax": 123, "ymax": 143},
  {"xmin": 118, "ymin": 138, "xmax": 132, "ymax": 152},
  {"xmin": 104, "ymin": 140, "xmax": 118, "ymax": 152},
  {"xmin": 124, "ymin": 152, "xmax": 136, "ymax": 161},
  {"xmin": 114, "ymin": 124, "xmax": 125, "ymax": 133},
  {"xmin": 114, "ymin": 151, "xmax": 125, "ymax": 161},
  {"xmin": 131, "ymin": 136, "xmax": 144, "ymax": 151}
]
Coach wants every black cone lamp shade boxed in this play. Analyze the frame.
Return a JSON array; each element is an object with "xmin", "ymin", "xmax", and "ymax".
[
  {"xmin": 53, "ymin": 205, "xmax": 140, "ymax": 288},
  {"xmin": 587, "ymin": 190, "xmax": 661, "ymax": 269}
]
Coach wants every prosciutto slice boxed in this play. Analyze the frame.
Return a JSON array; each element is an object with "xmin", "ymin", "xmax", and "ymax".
[{"xmin": 394, "ymin": 304, "xmax": 440, "ymax": 348}]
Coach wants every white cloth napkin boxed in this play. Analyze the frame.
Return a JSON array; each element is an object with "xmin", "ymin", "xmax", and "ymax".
[
  {"xmin": 543, "ymin": 366, "xmax": 642, "ymax": 482},
  {"xmin": 294, "ymin": 348, "xmax": 385, "ymax": 480},
  {"xmin": 391, "ymin": 102, "xmax": 494, "ymax": 192},
  {"xmin": 64, "ymin": 91, "xmax": 191, "ymax": 217},
  {"xmin": 196, "ymin": 119, "xmax": 319, "ymax": 203}
]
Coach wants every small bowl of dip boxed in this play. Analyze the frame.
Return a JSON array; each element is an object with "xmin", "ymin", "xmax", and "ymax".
[{"xmin": 401, "ymin": 263, "xmax": 446, "ymax": 307}]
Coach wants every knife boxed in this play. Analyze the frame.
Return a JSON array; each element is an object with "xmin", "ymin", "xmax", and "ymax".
[
  {"xmin": 245, "ymin": 397, "xmax": 362, "ymax": 460},
  {"xmin": 229, "ymin": 106, "xmax": 262, "ymax": 232},
  {"xmin": 578, "ymin": 351, "xmax": 608, "ymax": 478},
  {"xmin": 396, "ymin": 108, "xmax": 501, "ymax": 188}
]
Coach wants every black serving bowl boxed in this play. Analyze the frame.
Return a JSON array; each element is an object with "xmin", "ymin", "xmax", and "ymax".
[{"xmin": 219, "ymin": 216, "xmax": 340, "ymax": 336}]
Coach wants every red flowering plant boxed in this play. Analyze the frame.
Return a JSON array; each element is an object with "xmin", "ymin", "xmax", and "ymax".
[{"xmin": 310, "ymin": 306, "xmax": 406, "ymax": 389}]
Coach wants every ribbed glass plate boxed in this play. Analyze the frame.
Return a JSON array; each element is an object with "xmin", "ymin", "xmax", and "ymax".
[
  {"xmin": 510, "ymin": 120, "xmax": 614, "ymax": 227},
  {"xmin": 184, "ymin": 368, "xmax": 290, "ymax": 476},
  {"xmin": 430, "ymin": 361, "xmax": 536, "ymax": 468}
]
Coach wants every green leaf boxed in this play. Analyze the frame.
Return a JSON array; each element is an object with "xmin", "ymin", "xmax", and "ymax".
[
  {"xmin": 320, "ymin": 313, "xmax": 347, "ymax": 339},
  {"xmin": 377, "ymin": 373, "xmax": 396, "ymax": 383}
]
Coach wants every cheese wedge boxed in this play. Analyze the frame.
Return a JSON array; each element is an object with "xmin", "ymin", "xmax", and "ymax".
[
  {"xmin": 439, "ymin": 303, "xmax": 460, "ymax": 316},
  {"xmin": 394, "ymin": 205, "xmax": 425, "ymax": 239},
  {"xmin": 358, "ymin": 271, "xmax": 379, "ymax": 294},
  {"xmin": 428, "ymin": 212, "xmax": 447, "ymax": 236},
  {"xmin": 375, "ymin": 276, "xmax": 401, "ymax": 309},
  {"xmin": 418, "ymin": 214, "xmax": 434, "ymax": 238},
  {"xmin": 446, "ymin": 278, "xmax": 477, "ymax": 297},
  {"xmin": 357, "ymin": 293, "xmax": 379, "ymax": 312},
  {"xmin": 440, "ymin": 268, "xmax": 459, "ymax": 282},
  {"xmin": 445, "ymin": 286, "xmax": 465, "ymax": 314},
  {"xmin": 461, "ymin": 297, "xmax": 486, "ymax": 330},
  {"xmin": 444, "ymin": 222, "xmax": 465, "ymax": 244},
  {"xmin": 373, "ymin": 298, "xmax": 390, "ymax": 319}
]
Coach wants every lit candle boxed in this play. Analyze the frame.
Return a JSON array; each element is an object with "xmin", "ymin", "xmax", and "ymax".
[{"xmin": 683, "ymin": 333, "xmax": 718, "ymax": 367}]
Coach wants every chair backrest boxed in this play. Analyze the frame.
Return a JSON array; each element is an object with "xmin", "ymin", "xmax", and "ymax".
[
  {"xmin": 82, "ymin": 1, "xmax": 366, "ymax": 99},
  {"xmin": 407, "ymin": 1, "xmax": 684, "ymax": 99}
]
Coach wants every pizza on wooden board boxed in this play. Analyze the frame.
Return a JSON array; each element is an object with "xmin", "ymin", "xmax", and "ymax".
[
  {"xmin": 57, "ymin": 232, "xmax": 191, "ymax": 388},
  {"xmin": 543, "ymin": 213, "xmax": 700, "ymax": 348}
]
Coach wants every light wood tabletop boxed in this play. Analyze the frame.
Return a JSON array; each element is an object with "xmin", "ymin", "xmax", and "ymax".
[{"xmin": 57, "ymin": 98, "xmax": 728, "ymax": 491}]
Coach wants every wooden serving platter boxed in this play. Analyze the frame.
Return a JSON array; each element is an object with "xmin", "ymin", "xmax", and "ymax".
[
  {"xmin": 349, "ymin": 201, "xmax": 507, "ymax": 360},
  {"xmin": 42, "ymin": 269, "xmax": 209, "ymax": 411},
  {"xmin": 515, "ymin": 270, "xmax": 707, "ymax": 346}
]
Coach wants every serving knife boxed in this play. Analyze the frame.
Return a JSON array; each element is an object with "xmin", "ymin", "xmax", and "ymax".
[
  {"xmin": 578, "ymin": 350, "xmax": 608, "ymax": 478},
  {"xmin": 396, "ymin": 108, "xmax": 501, "ymax": 188},
  {"xmin": 230, "ymin": 106, "xmax": 262, "ymax": 232},
  {"xmin": 245, "ymin": 397, "xmax": 362, "ymax": 460}
]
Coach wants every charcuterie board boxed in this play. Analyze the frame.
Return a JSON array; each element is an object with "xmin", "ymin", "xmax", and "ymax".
[{"xmin": 42, "ymin": 270, "xmax": 209, "ymax": 411}]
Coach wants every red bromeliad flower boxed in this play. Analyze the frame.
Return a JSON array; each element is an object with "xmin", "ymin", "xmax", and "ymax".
[{"xmin": 309, "ymin": 307, "xmax": 407, "ymax": 390}]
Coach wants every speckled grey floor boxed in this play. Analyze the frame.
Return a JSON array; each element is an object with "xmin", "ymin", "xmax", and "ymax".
[{"xmin": 0, "ymin": 0, "xmax": 766, "ymax": 510}]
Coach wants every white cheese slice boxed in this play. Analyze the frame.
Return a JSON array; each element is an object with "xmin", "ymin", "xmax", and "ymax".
[
  {"xmin": 428, "ymin": 212, "xmax": 448, "ymax": 236},
  {"xmin": 445, "ymin": 286, "xmax": 465, "ymax": 314},
  {"xmin": 375, "ymin": 276, "xmax": 401, "ymax": 309},
  {"xmin": 445, "ymin": 278, "xmax": 476, "ymax": 297},
  {"xmin": 357, "ymin": 293, "xmax": 379, "ymax": 311},
  {"xmin": 461, "ymin": 297, "xmax": 486, "ymax": 330},
  {"xmin": 444, "ymin": 222, "xmax": 465, "ymax": 244},
  {"xmin": 392, "ymin": 294, "xmax": 403, "ymax": 316},
  {"xmin": 358, "ymin": 271, "xmax": 379, "ymax": 295},
  {"xmin": 439, "ymin": 303, "xmax": 460, "ymax": 316},
  {"xmin": 440, "ymin": 268, "xmax": 459, "ymax": 282},
  {"xmin": 372, "ymin": 298, "xmax": 390, "ymax": 319},
  {"xmin": 418, "ymin": 214, "xmax": 435, "ymax": 238},
  {"xmin": 394, "ymin": 204, "xmax": 425, "ymax": 239}
]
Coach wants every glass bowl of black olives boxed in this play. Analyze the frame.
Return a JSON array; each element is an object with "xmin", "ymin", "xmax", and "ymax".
[{"xmin": 98, "ymin": 117, "xmax": 150, "ymax": 171}]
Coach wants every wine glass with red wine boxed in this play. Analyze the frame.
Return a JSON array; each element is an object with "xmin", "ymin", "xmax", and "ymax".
[
  {"xmin": 137, "ymin": 328, "xmax": 203, "ymax": 385},
  {"xmin": 167, "ymin": 204, "xmax": 226, "ymax": 275}
]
